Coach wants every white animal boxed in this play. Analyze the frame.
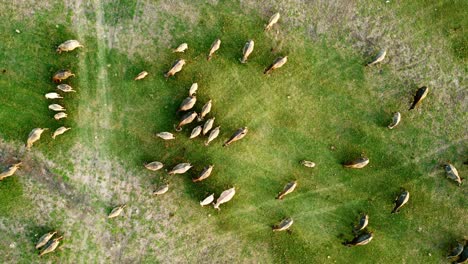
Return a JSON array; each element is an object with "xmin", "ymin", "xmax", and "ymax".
[{"xmin": 45, "ymin": 93, "xmax": 63, "ymax": 99}]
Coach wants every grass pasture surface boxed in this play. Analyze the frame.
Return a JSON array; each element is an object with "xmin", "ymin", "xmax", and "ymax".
[{"xmin": 0, "ymin": 0, "xmax": 467, "ymax": 263}]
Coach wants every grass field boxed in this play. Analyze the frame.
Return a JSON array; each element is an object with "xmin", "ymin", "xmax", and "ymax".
[{"xmin": 0, "ymin": 0, "xmax": 467, "ymax": 263}]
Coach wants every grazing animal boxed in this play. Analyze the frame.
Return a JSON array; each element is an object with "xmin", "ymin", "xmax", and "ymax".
[
  {"xmin": 164, "ymin": 59, "xmax": 186, "ymax": 78},
  {"xmin": 190, "ymin": 125, "xmax": 202, "ymax": 139},
  {"xmin": 168, "ymin": 163, "xmax": 192, "ymax": 175},
  {"xmin": 276, "ymin": 181, "xmax": 297, "ymax": 200},
  {"xmin": 353, "ymin": 214, "xmax": 369, "ymax": 234},
  {"xmin": 156, "ymin": 132, "xmax": 175, "ymax": 140},
  {"xmin": 178, "ymin": 96, "xmax": 197, "ymax": 112},
  {"xmin": 153, "ymin": 184, "xmax": 169, "ymax": 195},
  {"xmin": 39, "ymin": 236, "xmax": 63, "ymax": 257},
  {"xmin": 189, "ymin": 83, "xmax": 198, "ymax": 96},
  {"xmin": 57, "ymin": 40, "xmax": 83, "ymax": 53},
  {"xmin": 49, "ymin": 104, "xmax": 66, "ymax": 112},
  {"xmin": 272, "ymin": 217, "xmax": 293, "ymax": 232},
  {"xmin": 202, "ymin": 118, "xmax": 215, "ymax": 135},
  {"xmin": 213, "ymin": 187, "xmax": 236, "ymax": 210},
  {"xmin": 264, "ymin": 56, "xmax": 288, "ymax": 74},
  {"xmin": 240, "ymin": 40, "xmax": 254, "ymax": 63},
  {"xmin": 392, "ymin": 189, "xmax": 410, "ymax": 213},
  {"xmin": 56, "ymin": 84, "xmax": 76, "ymax": 93},
  {"xmin": 388, "ymin": 112, "xmax": 401, "ymax": 129},
  {"xmin": 447, "ymin": 241, "xmax": 465, "ymax": 259},
  {"xmin": 0, "ymin": 162, "xmax": 22, "ymax": 181},
  {"xmin": 193, "ymin": 165, "xmax": 214, "ymax": 182},
  {"xmin": 205, "ymin": 126, "xmax": 220, "ymax": 146},
  {"xmin": 52, "ymin": 69, "xmax": 75, "ymax": 83},
  {"xmin": 200, "ymin": 194, "xmax": 215, "ymax": 206},
  {"xmin": 445, "ymin": 163, "xmax": 463, "ymax": 186},
  {"xmin": 366, "ymin": 49, "xmax": 387, "ymax": 66},
  {"xmin": 265, "ymin": 13, "xmax": 280, "ymax": 31},
  {"xmin": 134, "ymin": 71, "xmax": 148, "ymax": 80},
  {"xmin": 300, "ymin": 160, "xmax": 316, "ymax": 168},
  {"xmin": 223, "ymin": 127, "xmax": 248, "ymax": 147},
  {"xmin": 144, "ymin": 161, "xmax": 164, "ymax": 171},
  {"xmin": 54, "ymin": 112, "xmax": 67, "ymax": 120},
  {"xmin": 26, "ymin": 128, "xmax": 48, "ymax": 149},
  {"xmin": 343, "ymin": 157, "xmax": 369, "ymax": 169},
  {"xmin": 52, "ymin": 126, "xmax": 70, "ymax": 139},
  {"xmin": 198, "ymin": 100, "xmax": 212, "ymax": 121},
  {"xmin": 173, "ymin": 43, "xmax": 188, "ymax": 53},
  {"xmin": 45, "ymin": 93, "xmax": 63, "ymax": 99},
  {"xmin": 409, "ymin": 86, "xmax": 429, "ymax": 110},
  {"xmin": 207, "ymin": 39, "xmax": 221, "ymax": 61},
  {"xmin": 455, "ymin": 246, "xmax": 468, "ymax": 264},
  {"xmin": 176, "ymin": 111, "xmax": 197, "ymax": 131},
  {"xmin": 343, "ymin": 232, "xmax": 373, "ymax": 247},
  {"xmin": 35, "ymin": 231, "xmax": 57, "ymax": 249},
  {"xmin": 108, "ymin": 204, "xmax": 126, "ymax": 219}
]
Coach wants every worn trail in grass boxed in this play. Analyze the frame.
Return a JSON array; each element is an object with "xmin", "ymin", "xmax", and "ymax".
[{"xmin": 0, "ymin": 0, "xmax": 466, "ymax": 263}]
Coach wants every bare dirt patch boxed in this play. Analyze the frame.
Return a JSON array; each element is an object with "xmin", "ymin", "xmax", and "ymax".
[
  {"xmin": 1, "ymin": 140, "xmax": 270, "ymax": 262},
  {"xmin": 3, "ymin": 0, "xmax": 54, "ymax": 20},
  {"xmin": 62, "ymin": 0, "xmax": 201, "ymax": 58}
]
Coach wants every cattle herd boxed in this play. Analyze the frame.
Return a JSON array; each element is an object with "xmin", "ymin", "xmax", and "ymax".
[{"xmin": 0, "ymin": 12, "xmax": 466, "ymax": 261}]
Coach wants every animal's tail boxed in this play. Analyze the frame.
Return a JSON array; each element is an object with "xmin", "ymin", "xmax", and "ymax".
[
  {"xmin": 207, "ymin": 55, "xmax": 212, "ymax": 61},
  {"xmin": 264, "ymin": 67, "xmax": 272, "ymax": 74}
]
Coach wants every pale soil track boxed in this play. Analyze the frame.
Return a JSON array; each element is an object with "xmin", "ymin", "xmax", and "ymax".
[
  {"xmin": 1, "ymin": 0, "xmax": 466, "ymax": 263},
  {"xmin": 0, "ymin": 0, "xmax": 269, "ymax": 262}
]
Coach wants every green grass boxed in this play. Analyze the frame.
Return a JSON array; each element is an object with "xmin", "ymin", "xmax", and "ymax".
[{"xmin": 0, "ymin": 0, "xmax": 466, "ymax": 263}]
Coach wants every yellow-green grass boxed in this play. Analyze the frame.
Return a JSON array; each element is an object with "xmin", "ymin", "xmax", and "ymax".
[{"xmin": 0, "ymin": 0, "xmax": 466, "ymax": 263}]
